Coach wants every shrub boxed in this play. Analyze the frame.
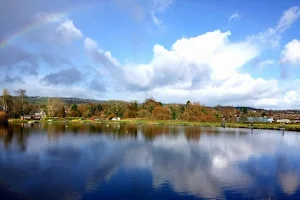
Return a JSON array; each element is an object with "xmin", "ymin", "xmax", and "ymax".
[{"xmin": 0, "ymin": 111, "xmax": 8, "ymax": 123}]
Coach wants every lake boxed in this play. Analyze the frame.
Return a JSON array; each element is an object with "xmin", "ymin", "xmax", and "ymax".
[{"xmin": 1, "ymin": 123, "xmax": 300, "ymax": 200}]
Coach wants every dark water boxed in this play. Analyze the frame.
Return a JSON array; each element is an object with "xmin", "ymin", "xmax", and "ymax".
[{"xmin": 1, "ymin": 123, "xmax": 300, "ymax": 200}]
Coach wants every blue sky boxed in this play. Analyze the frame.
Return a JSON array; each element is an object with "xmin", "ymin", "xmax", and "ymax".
[{"xmin": 0, "ymin": 0, "xmax": 300, "ymax": 109}]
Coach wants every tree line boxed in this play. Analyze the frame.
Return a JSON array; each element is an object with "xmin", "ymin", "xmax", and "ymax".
[{"xmin": 0, "ymin": 88, "xmax": 266, "ymax": 123}]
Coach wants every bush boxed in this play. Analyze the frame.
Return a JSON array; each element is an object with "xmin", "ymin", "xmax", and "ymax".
[{"xmin": 0, "ymin": 111, "xmax": 8, "ymax": 123}]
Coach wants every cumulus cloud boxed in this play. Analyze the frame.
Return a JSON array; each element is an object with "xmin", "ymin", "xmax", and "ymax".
[
  {"xmin": 56, "ymin": 20, "xmax": 83, "ymax": 43},
  {"xmin": 1, "ymin": 1, "xmax": 300, "ymax": 109},
  {"xmin": 42, "ymin": 67, "xmax": 82, "ymax": 85},
  {"xmin": 84, "ymin": 27, "xmax": 300, "ymax": 107},
  {"xmin": 248, "ymin": 6, "xmax": 300, "ymax": 47},
  {"xmin": 119, "ymin": 30, "xmax": 280, "ymax": 106},
  {"xmin": 81, "ymin": 6, "xmax": 300, "ymax": 108},
  {"xmin": 281, "ymin": 39, "xmax": 300, "ymax": 65},
  {"xmin": 84, "ymin": 37, "xmax": 120, "ymax": 69}
]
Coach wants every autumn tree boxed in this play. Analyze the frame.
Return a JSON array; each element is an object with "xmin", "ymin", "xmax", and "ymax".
[
  {"xmin": 47, "ymin": 98, "xmax": 66, "ymax": 117},
  {"xmin": 78, "ymin": 104, "xmax": 90, "ymax": 117},
  {"xmin": 215, "ymin": 106, "xmax": 238, "ymax": 122},
  {"xmin": 93, "ymin": 103, "xmax": 103, "ymax": 117},
  {"xmin": 103, "ymin": 102, "xmax": 126, "ymax": 118},
  {"xmin": 137, "ymin": 109, "xmax": 151, "ymax": 118},
  {"xmin": 182, "ymin": 103, "xmax": 217, "ymax": 122},
  {"xmin": 142, "ymin": 98, "xmax": 162, "ymax": 114},
  {"xmin": 0, "ymin": 111, "xmax": 8, "ymax": 123},
  {"xmin": 238, "ymin": 107, "xmax": 249, "ymax": 122},
  {"xmin": 152, "ymin": 106, "xmax": 172, "ymax": 120},
  {"xmin": 167, "ymin": 104, "xmax": 185, "ymax": 120},
  {"xmin": 68, "ymin": 104, "xmax": 81, "ymax": 117},
  {"xmin": 123, "ymin": 101, "xmax": 138, "ymax": 118}
]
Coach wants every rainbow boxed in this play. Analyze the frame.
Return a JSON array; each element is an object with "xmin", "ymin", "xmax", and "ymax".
[{"xmin": 0, "ymin": 2, "xmax": 97, "ymax": 48}]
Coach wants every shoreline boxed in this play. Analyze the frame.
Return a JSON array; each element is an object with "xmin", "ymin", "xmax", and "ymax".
[{"xmin": 6, "ymin": 118, "xmax": 300, "ymax": 132}]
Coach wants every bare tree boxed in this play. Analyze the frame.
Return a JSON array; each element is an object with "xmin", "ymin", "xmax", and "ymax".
[
  {"xmin": 0, "ymin": 89, "xmax": 13, "ymax": 113},
  {"xmin": 47, "ymin": 98, "xmax": 66, "ymax": 117},
  {"xmin": 15, "ymin": 89, "xmax": 26, "ymax": 117}
]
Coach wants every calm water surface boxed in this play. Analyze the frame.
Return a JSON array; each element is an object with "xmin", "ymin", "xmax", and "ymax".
[{"xmin": 1, "ymin": 123, "xmax": 300, "ymax": 199}]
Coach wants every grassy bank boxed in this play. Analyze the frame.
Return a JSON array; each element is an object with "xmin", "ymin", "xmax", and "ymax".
[{"xmin": 7, "ymin": 118, "xmax": 300, "ymax": 132}]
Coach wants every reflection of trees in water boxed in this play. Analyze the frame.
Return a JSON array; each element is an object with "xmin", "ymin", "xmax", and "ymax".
[
  {"xmin": 0, "ymin": 124, "xmax": 30, "ymax": 151},
  {"xmin": 0, "ymin": 124, "xmax": 13, "ymax": 149},
  {"xmin": 185, "ymin": 126, "xmax": 202, "ymax": 142},
  {"xmin": 1, "ymin": 124, "xmax": 243, "ymax": 145},
  {"xmin": 42, "ymin": 123, "xmax": 139, "ymax": 141},
  {"xmin": 141, "ymin": 125, "xmax": 181, "ymax": 140}
]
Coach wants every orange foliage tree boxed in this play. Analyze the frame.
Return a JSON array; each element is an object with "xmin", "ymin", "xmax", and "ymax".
[
  {"xmin": 0, "ymin": 111, "xmax": 8, "ymax": 123},
  {"xmin": 152, "ymin": 106, "xmax": 172, "ymax": 120},
  {"xmin": 182, "ymin": 103, "xmax": 217, "ymax": 122}
]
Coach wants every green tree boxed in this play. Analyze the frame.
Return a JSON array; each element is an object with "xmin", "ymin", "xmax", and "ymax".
[
  {"xmin": 137, "ymin": 109, "xmax": 151, "ymax": 118},
  {"xmin": 68, "ymin": 104, "xmax": 80, "ymax": 117},
  {"xmin": 104, "ymin": 103, "xmax": 126, "ymax": 118}
]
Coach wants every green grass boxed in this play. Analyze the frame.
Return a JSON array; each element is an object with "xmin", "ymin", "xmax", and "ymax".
[{"xmin": 7, "ymin": 118, "xmax": 300, "ymax": 131}]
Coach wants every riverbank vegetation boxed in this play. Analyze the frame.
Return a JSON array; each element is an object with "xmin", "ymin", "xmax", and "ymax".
[{"xmin": 1, "ymin": 88, "xmax": 300, "ymax": 131}]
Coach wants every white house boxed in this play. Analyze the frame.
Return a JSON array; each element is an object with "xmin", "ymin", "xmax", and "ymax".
[
  {"xmin": 111, "ymin": 117, "xmax": 121, "ymax": 121},
  {"xmin": 277, "ymin": 119, "xmax": 291, "ymax": 124}
]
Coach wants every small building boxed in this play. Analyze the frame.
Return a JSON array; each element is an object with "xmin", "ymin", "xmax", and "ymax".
[
  {"xmin": 236, "ymin": 116, "xmax": 274, "ymax": 123},
  {"xmin": 248, "ymin": 117, "xmax": 274, "ymax": 123},
  {"xmin": 111, "ymin": 117, "xmax": 121, "ymax": 121},
  {"xmin": 33, "ymin": 110, "xmax": 46, "ymax": 120},
  {"xmin": 277, "ymin": 119, "xmax": 291, "ymax": 124},
  {"xmin": 21, "ymin": 109, "xmax": 46, "ymax": 120},
  {"xmin": 23, "ymin": 115, "xmax": 33, "ymax": 120}
]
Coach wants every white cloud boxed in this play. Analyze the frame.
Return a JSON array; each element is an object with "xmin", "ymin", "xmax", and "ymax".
[
  {"xmin": 150, "ymin": 10, "xmax": 163, "ymax": 28},
  {"xmin": 152, "ymin": 0, "xmax": 174, "ymax": 12},
  {"xmin": 56, "ymin": 20, "xmax": 83, "ymax": 42},
  {"xmin": 228, "ymin": 10, "xmax": 241, "ymax": 23},
  {"xmin": 248, "ymin": 6, "xmax": 300, "ymax": 47},
  {"xmin": 84, "ymin": 37, "xmax": 120, "ymax": 69},
  {"xmin": 276, "ymin": 6, "xmax": 300, "ymax": 33},
  {"xmin": 121, "ymin": 30, "xmax": 277, "ymax": 107},
  {"xmin": 150, "ymin": 0, "xmax": 174, "ymax": 29},
  {"xmin": 281, "ymin": 39, "xmax": 300, "ymax": 65},
  {"xmin": 257, "ymin": 59, "xmax": 275, "ymax": 68},
  {"xmin": 82, "ymin": 24, "xmax": 300, "ymax": 108},
  {"xmin": 3, "ymin": 75, "xmax": 100, "ymax": 99},
  {"xmin": 3, "ymin": 4, "xmax": 300, "ymax": 109}
]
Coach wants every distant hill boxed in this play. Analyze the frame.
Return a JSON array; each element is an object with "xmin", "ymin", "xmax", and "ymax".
[
  {"xmin": 26, "ymin": 96, "xmax": 105, "ymax": 105},
  {"xmin": 234, "ymin": 106, "xmax": 259, "ymax": 111},
  {"xmin": 25, "ymin": 96, "xmax": 132, "ymax": 105}
]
